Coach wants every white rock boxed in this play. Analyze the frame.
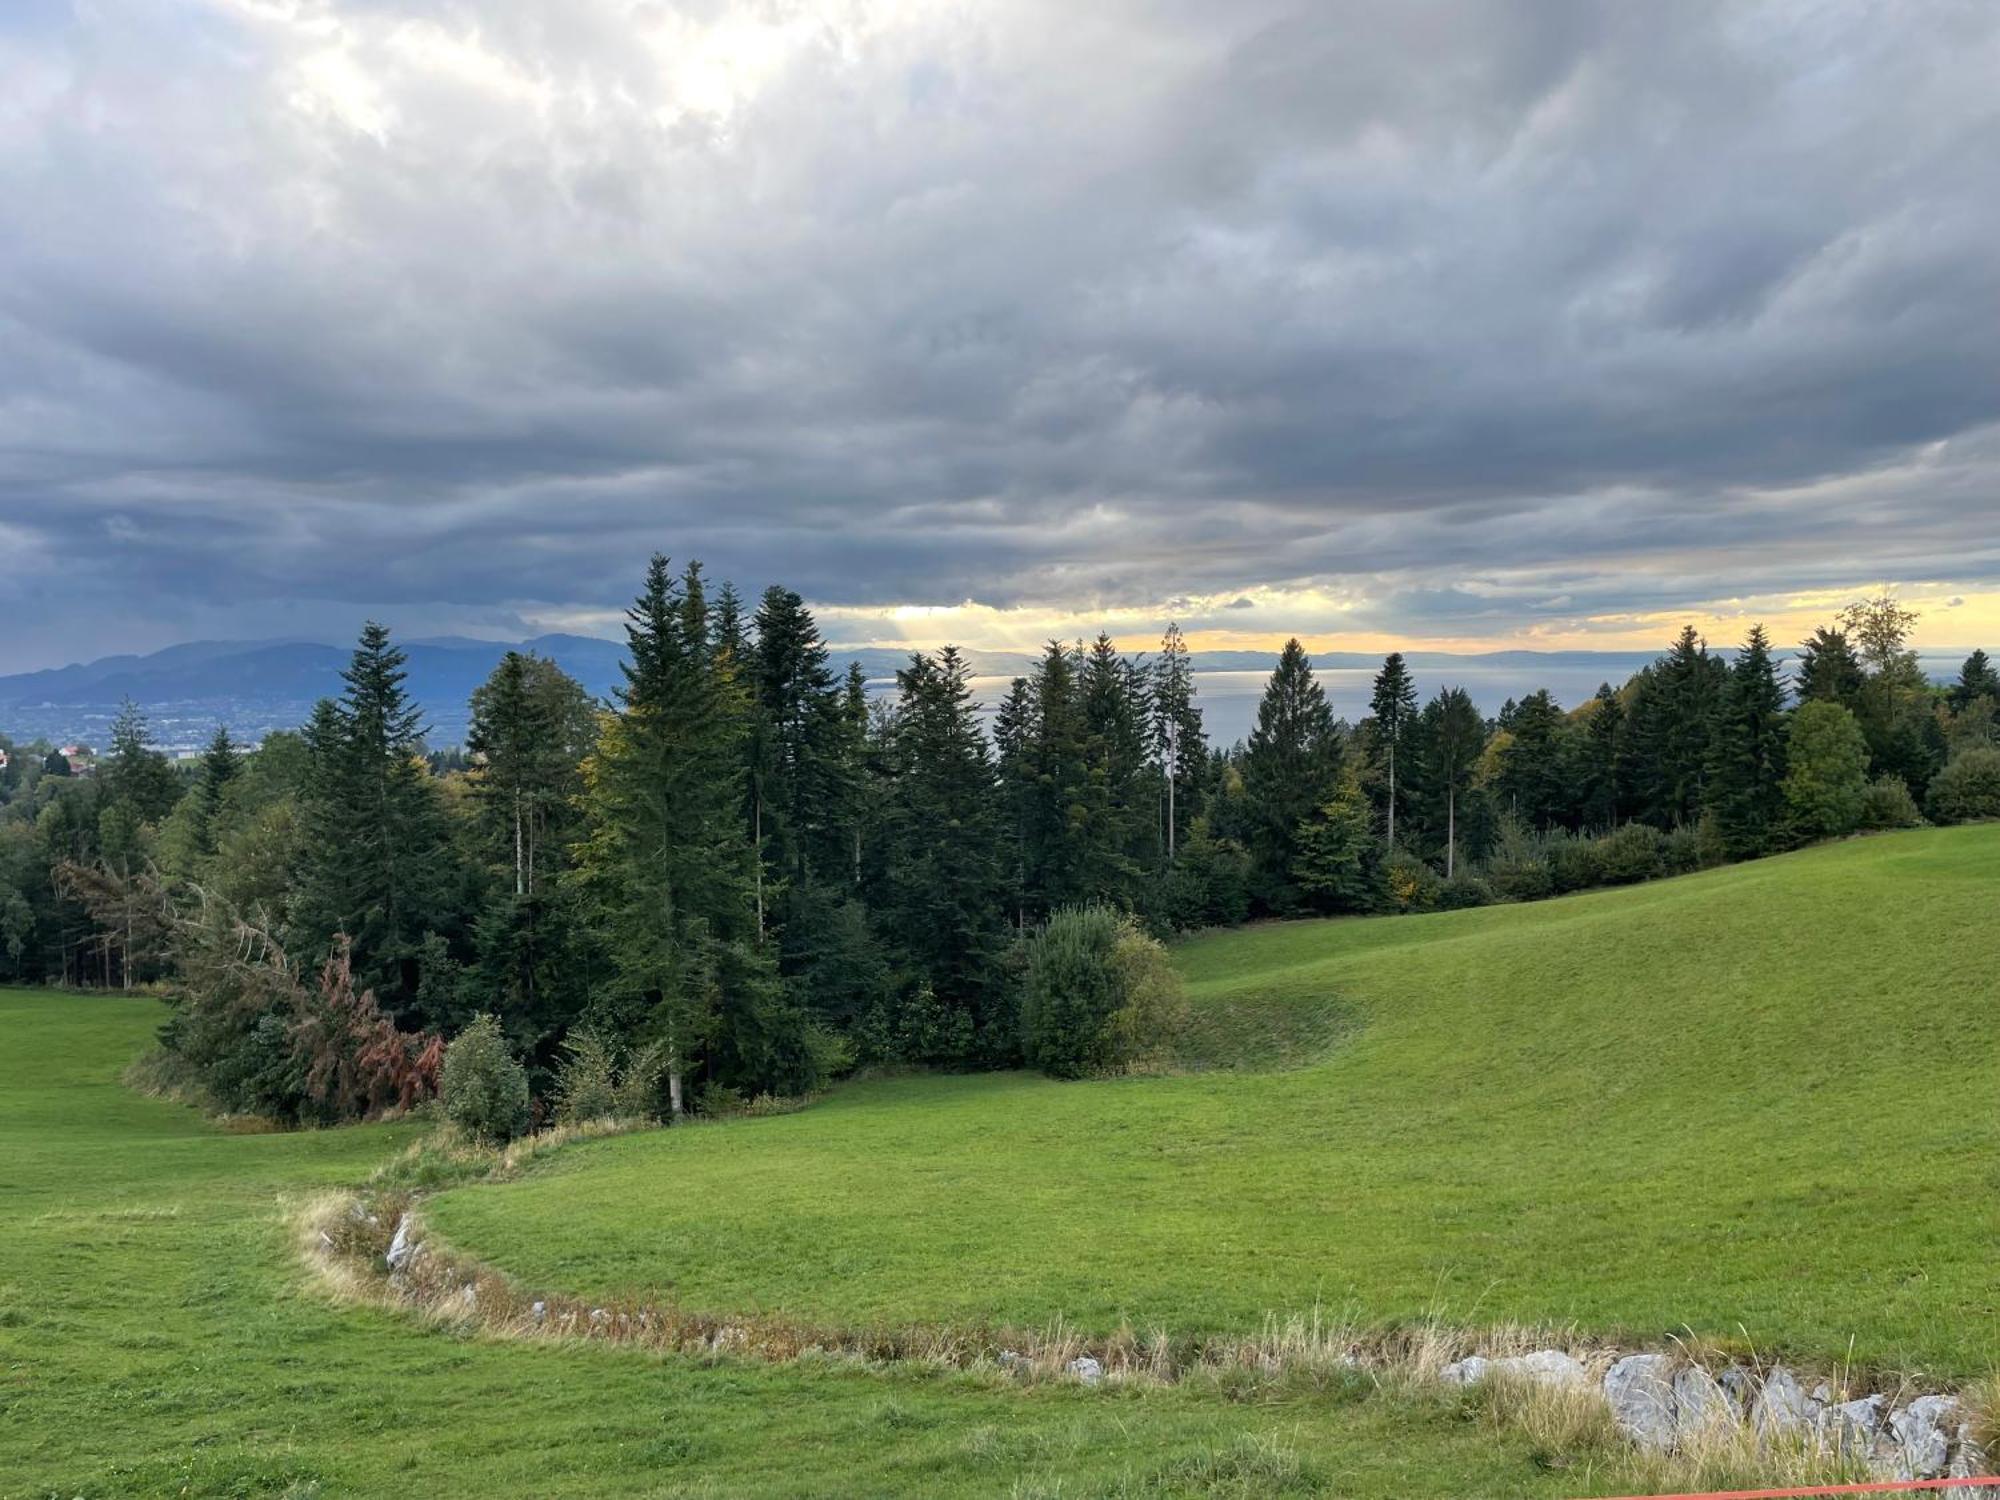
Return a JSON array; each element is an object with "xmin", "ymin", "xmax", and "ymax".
[
  {"xmin": 1753, "ymin": 1366, "xmax": 1820, "ymax": 1438},
  {"xmin": 1441, "ymin": 1355, "xmax": 1492, "ymax": 1385},
  {"xmin": 1820, "ymin": 1394, "xmax": 1887, "ymax": 1454},
  {"xmin": 1886, "ymin": 1396, "xmax": 1957, "ymax": 1480},
  {"xmin": 459, "ymin": 1284, "xmax": 476, "ymax": 1306},
  {"xmin": 1496, "ymin": 1350, "xmax": 1589, "ymax": 1388},
  {"xmin": 1949, "ymin": 1421, "xmax": 1988, "ymax": 1479},
  {"xmin": 1068, "ymin": 1355, "xmax": 1103, "ymax": 1386},
  {"xmin": 1604, "ymin": 1353, "xmax": 1678, "ymax": 1449},
  {"xmin": 384, "ymin": 1214, "xmax": 418, "ymax": 1272},
  {"xmin": 1673, "ymin": 1364, "xmax": 1735, "ymax": 1438},
  {"xmin": 531, "ymin": 1301, "xmax": 546, "ymax": 1323}
]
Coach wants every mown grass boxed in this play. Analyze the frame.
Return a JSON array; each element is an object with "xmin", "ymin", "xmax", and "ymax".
[
  {"xmin": 427, "ymin": 824, "xmax": 2000, "ymax": 1381},
  {"xmin": 0, "ymin": 987, "xmax": 1593, "ymax": 1498}
]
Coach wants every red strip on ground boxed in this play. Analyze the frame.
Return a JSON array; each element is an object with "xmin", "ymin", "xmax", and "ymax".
[{"xmin": 1587, "ymin": 1479, "xmax": 2000, "ymax": 1500}]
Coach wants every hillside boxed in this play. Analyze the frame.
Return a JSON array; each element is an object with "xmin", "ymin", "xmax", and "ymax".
[{"xmin": 425, "ymin": 824, "xmax": 2000, "ymax": 1378}]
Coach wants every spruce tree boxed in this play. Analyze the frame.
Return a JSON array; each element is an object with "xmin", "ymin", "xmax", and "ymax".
[
  {"xmin": 1021, "ymin": 641, "xmax": 1089, "ymax": 914},
  {"xmin": 1580, "ymin": 684, "xmax": 1626, "ymax": 831},
  {"xmin": 1951, "ymin": 648, "xmax": 2000, "ymax": 712},
  {"xmin": 290, "ymin": 623, "xmax": 452, "ymax": 1019},
  {"xmin": 190, "ymin": 725, "xmax": 242, "ymax": 859},
  {"xmin": 1292, "ymin": 764, "xmax": 1378, "ymax": 913},
  {"xmin": 1240, "ymin": 639, "xmax": 1341, "ymax": 912},
  {"xmin": 1706, "ymin": 625, "xmax": 1788, "ymax": 858},
  {"xmin": 1421, "ymin": 686, "xmax": 1486, "ymax": 877},
  {"xmin": 1368, "ymin": 652, "xmax": 1418, "ymax": 850},
  {"xmin": 1795, "ymin": 627, "xmax": 1863, "ymax": 707},
  {"xmin": 1151, "ymin": 623, "xmax": 1205, "ymax": 859},
  {"xmin": 103, "ymin": 700, "xmax": 180, "ymax": 825},
  {"xmin": 1493, "ymin": 688, "xmax": 1571, "ymax": 830}
]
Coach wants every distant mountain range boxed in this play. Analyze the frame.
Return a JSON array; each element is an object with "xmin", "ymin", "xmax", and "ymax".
[{"xmin": 0, "ymin": 634, "xmax": 1968, "ymax": 755}]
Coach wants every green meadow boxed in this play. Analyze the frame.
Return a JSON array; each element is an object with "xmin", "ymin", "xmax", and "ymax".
[
  {"xmin": 429, "ymin": 825, "xmax": 2000, "ymax": 1378},
  {"xmin": 3, "ymin": 823, "xmax": 1996, "ymax": 1497}
]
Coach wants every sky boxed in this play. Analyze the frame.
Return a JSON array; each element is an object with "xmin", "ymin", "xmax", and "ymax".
[{"xmin": 2, "ymin": 0, "xmax": 1998, "ymax": 673}]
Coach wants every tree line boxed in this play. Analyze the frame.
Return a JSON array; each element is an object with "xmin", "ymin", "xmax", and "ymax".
[{"xmin": 2, "ymin": 569, "xmax": 1996, "ymax": 1124}]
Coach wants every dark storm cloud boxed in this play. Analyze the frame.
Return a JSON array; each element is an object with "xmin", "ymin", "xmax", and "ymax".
[{"xmin": 2, "ymin": 0, "xmax": 1998, "ymax": 667}]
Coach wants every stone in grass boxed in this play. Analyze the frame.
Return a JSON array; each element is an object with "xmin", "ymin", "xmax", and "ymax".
[
  {"xmin": 384, "ymin": 1215, "xmax": 418, "ymax": 1272},
  {"xmin": 1752, "ymin": 1366, "xmax": 1820, "ymax": 1437},
  {"xmin": 1819, "ymin": 1393, "xmax": 1887, "ymax": 1457},
  {"xmin": 1496, "ymin": 1350, "xmax": 1588, "ymax": 1387},
  {"xmin": 1672, "ymin": 1364, "xmax": 1735, "ymax": 1437},
  {"xmin": 1440, "ymin": 1355, "xmax": 1492, "ymax": 1386},
  {"xmin": 1877, "ymin": 1395, "xmax": 1958, "ymax": 1481},
  {"xmin": 1603, "ymin": 1354, "xmax": 1678, "ymax": 1450},
  {"xmin": 1068, "ymin": 1356, "xmax": 1103, "ymax": 1386}
]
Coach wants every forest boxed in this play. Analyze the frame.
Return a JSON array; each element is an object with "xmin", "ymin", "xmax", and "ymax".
[{"xmin": 2, "ymin": 562, "xmax": 1997, "ymax": 1125}]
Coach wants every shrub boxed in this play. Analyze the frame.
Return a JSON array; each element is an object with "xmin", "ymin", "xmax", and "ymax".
[
  {"xmin": 1927, "ymin": 747, "xmax": 2000, "ymax": 823},
  {"xmin": 441, "ymin": 1014, "xmax": 530, "ymax": 1143},
  {"xmin": 1783, "ymin": 700, "xmax": 1870, "ymax": 838},
  {"xmin": 1384, "ymin": 849, "xmax": 1440, "ymax": 911},
  {"xmin": 1595, "ymin": 823, "xmax": 1662, "ymax": 884},
  {"xmin": 552, "ymin": 1027, "xmax": 620, "ymax": 1123},
  {"xmin": 1020, "ymin": 904, "xmax": 1187, "ymax": 1079},
  {"xmin": 1659, "ymin": 823, "xmax": 1704, "ymax": 875},
  {"xmin": 1435, "ymin": 873, "xmax": 1494, "ymax": 910},
  {"xmin": 1546, "ymin": 833, "xmax": 1605, "ymax": 895},
  {"xmin": 1485, "ymin": 817, "xmax": 1553, "ymax": 902},
  {"xmin": 1858, "ymin": 774, "xmax": 1923, "ymax": 830}
]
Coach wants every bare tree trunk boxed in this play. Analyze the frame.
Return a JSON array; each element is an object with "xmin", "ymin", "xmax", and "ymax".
[
  {"xmin": 514, "ymin": 791, "xmax": 525, "ymax": 897},
  {"xmin": 1387, "ymin": 746, "xmax": 1396, "ymax": 851},
  {"xmin": 753, "ymin": 794, "xmax": 765, "ymax": 939},
  {"xmin": 1447, "ymin": 786, "xmax": 1456, "ymax": 878},
  {"xmin": 666, "ymin": 1052, "xmax": 684, "ymax": 1121}
]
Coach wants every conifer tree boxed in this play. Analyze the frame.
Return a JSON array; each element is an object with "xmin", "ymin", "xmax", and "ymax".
[
  {"xmin": 1292, "ymin": 764, "xmax": 1378, "ymax": 913},
  {"xmin": 1241, "ymin": 640, "xmax": 1341, "ymax": 911},
  {"xmin": 103, "ymin": 700, "xmax": 180, "ymax": 826},
  {"xmin": 1706, "ymin": 625, "xmax": 1788, "ymax": 857},
  {"xmin": 1420, "ymin": 686, "xmax": 1486, "ymax": 877},
  {"xmin": 1493, "ymin": 688, "xmax": 1572, "ymax": 829},
  {"xmin": 1368, "ymin": 652, "xmax": 1418, "ymax": 850},
  {"xmin": 1950, "ymin": 648, "xmax": 1999, "ymax": 712},
  {"xmin": 1021, "ymin": 641, "xmax": 1090, "ymax": 914},
  {"xmin": 1151, "ymin": 623, "xmax": 1205, "ymax": 859},
  {"xmin": 1580, "ymin": 684, "xmax": 1626, "ymax": 831},
  {"xmin": 1795, "ymin": 627, "xmax": 1863, "ymax": 707},
  {"xmin": 190, "ymin": 725, "xmax": 242, "ymax": 859},
  {"xmin": 290, "ymin": 623, "xmax": 452, "ymax": 1019}
]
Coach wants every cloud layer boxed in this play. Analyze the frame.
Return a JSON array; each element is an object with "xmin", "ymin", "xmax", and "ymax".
[{"xmin": 2, "ymin": 0, "xmax": 1998, "ymax": 667}]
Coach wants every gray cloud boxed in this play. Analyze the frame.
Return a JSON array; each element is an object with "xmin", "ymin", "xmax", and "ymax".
[{"xmin": 2, "ymin": 0, "xmax": 1998, "ymax": 667}]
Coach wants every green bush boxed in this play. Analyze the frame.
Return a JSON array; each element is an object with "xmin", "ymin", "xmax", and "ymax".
[
  {"xmin": 1660, "ymin": 823, "xmax": 1704, "ymax": 875},
  {"xmin": 1927, "ymin": 747, "xmax": 2000, "ymax": 824},
  {"xmin": 1858, "ymin": 775, "xmax": 1923, "ymax": 830},
  {"xmin": 1485, "ymin": 817, "xmax": 1553, "ymax": 902},
  {"xmin": 551, "ymin": 1028, "xmax": 665, "ymax": 1124},
  {"xmin": 1784, "ymin": 700, "xmax": 1870, "ymax": 838},
  {"xmin": 1594, "ymin": 822, "xmax": 1662, "ymax": 884},
  {"xmin": 1020, "ymin": 905, "xmax": 1187, "ymax": 1079},
  {"xmin": 1383, "ymin": 848, "xmax": 1440, "ymax": 911},
  {"xmin": 1435, "ymin": 872, "xmax": 1494, "ymax": 910},
  {"xmin": 441, "ymin": 1014, "xmax": 530, "ymax": 1143},
  {"xmin": 1546, "ymin": 833, "xmax": 1605, "ymax": 894}
]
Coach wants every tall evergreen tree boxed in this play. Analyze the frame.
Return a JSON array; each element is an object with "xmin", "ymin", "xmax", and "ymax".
[
  {"xmin": 1151, "ymin": 623, "xmax": 1205, "ymax": 859},
  {"xmin": 1795, "ymin": 627, "xmax": 1863, "ymax": 707},
  {"xmin": 1368, "ymin": 652, "xmax": 1418, "ymax": 851},
  {"xmin": 466, "ymin": 652, "xmax": 594, "ymax": 897},
  {"xmin": 102, "ymin": 700, "xmax": 180, "ymax": 826},
  {"xmin": 1240, "ymin": 640, "xmax": 1341, "ymax": 911},
  {"xmin": 1493, "ymin": 688, "xmax": 1572, "ymax": 830},
  {"xmin": 1706, "ymin": 625, "xmax": 1788, "ymax": 857},
  {"xmin": 1421, "ymin": 686, "xmax": 1486, "ymax": 877},
  {"xmin": 1580, "ymin": 684, "xmax": 1627, "ymax": 831},
  {"xmin": 188, "ymin": 725, "xmax": 242, "ymax": 860},
  {"xmin": 1950, "ymin": 648, "xmax": 2000, "ymax": 712},
  {"xmin": 749, "ymin": 587, "xmax": 845, "ymax": 887},
  {"xmin": 874, "ymin": 647, "xmax": 1009, "ymax": 1054},
  {"xmin": 1020, "ymin": 641, "xmax": 1090, "ymax": 915},
  {"xmin": 1078, "ymin": 633, "xmax": 1153, "ymax": 902},
  {"xmin": 290, "ymin": 623, "xmax": 453, "ymax": 1019},
  {"xmin": 1629, "ymin": 627, "xmax": 1724, "ymax": 826}
]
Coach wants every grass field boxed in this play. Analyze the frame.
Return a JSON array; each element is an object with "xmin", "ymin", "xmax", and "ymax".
[
  {"xmin": 427, "ymin": 825, "xmax": 2000, "ymax": 1381},
  {"xmin": 0, "ymin": 988, "xmax": 1590, "ymax": 1498}
]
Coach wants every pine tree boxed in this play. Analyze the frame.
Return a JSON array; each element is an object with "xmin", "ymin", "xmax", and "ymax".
[
  {"xmin": 1291, "ymin": 765, "xmax": 1378, "ymax": 913},
  {"xmin": 1151, "ymin": 623, "xmax": 1205, "ymax": 859},
  {"xmin": 466, "ymin": 652, "xmax": 593, "ymax": 897},
  {"xmin": 573, "ymin": 557, "xmax": 787, "ymax": 1114},
  {"xmin": 1950, "ymin": 648, "xmax": 2000, "ymax": 712},
  {"xmin": 875, "ymin": 647, "xmax": 1009, "ymax": 1056},
  {"xmin": 749, "ymin": 587, "xmax": 846, "ymax": 887},
  {"xmin": 1493, "ymin": 688, "xmax": 1571, "ymax": 830},
  {"xmin": 1240, "ymin": 640, "xmax": 1341, "ymax": 912},
  {"xmin": 190, "ymin": 725, "xmax": 242, "ymax": 859},
  {"xmin": 1580, "ymin": 684, "xmax": 1626, "ymax": 831},
  {"xmin": 1706, "ymin": 625, "xmax": 1788, "ymax": 857},
  {"xmin": 1630, "ymin": 627, "xmax": 1724, "ymax": 826},
  {"xmin": 1021, "ymin": 641, "xmax": 1090, "ymax": 914},
  {"xmin": 1368, "ymin": 652, "xmax": 1418, "ymax": 851},
  {"xmin": 992, "ymin": 675, "xmax": 1035, "ymax": 926},
  {"xmin": 1421, "ymin": 686, "xmax": 1486, "ymax": 877},
  {"xmin": 1077, "ymin": 633, "xmax": 1152, "ymax": 902},
  {"xmin": 1795, "ymin": 627, "xmax": 1863, "ymax": 707},
  {"xmin": 103, "ymin": 700, "xmax": 180, "ymax": 825},
  {"xmin": 290, "ymin": 623, "xmax": 453, "ymax": 1019}
]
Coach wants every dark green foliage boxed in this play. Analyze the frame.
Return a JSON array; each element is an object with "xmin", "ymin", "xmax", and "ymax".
[
  {"xmin": 1291, "ymin": 766, "xmax": 1379, "ymax": 913},
  {"xmin": 1949, "ymin": 649, "xmax": 1999, "ymax": 713},
  {"xmin": 1415, "ymin": 686, "xmax": 1487, "ymax": 877},
  {"xmin": 1545, "ymin": 831, "xmax": 1606, "ymax": 893},
  {"xmin": 1594, "ymin": 822, "xmax": 1664, "ymax": 884},
  {"xmin": 1579, "ymin": 685, "xmax": 1627, "ymax": 831},
  {"xmin": 102, "ymin": 700, "xmax": 182, "ymax": 827},
  {"xmin": 1483, "ymin": 816, "xmax": 1554, "ymax": 902},
  {"xmin": 1926, "ymin": 747, "xmax": 2000, "ymax": 824},
  {"xmin": 1705, "ymin": 625, "xmax": 1788, "ymax": 858},
  {"xmin": 1241, "ymin": 639, "xmax": 1342, "ymax": 912},
  {"xmin": 441, "ymin": 1013, "xmax": 531, "ymax": 1142},
  {"xmin": 1368, "ymin": 652, "xmax": 1418, "ymax": 850},
  {"xmin": 1794, "ymin": 627, "xmax": 1863, "ymax": 707},
  {"xmin": 1627, "ymin": 628, "xmax": 1725, "ymax": 826},
  {"xmin": 289, "ymin": 623, "xmax": 454, "ymax": 1020},
  {"xmin": 1018, "ymin": 904, "xmax": 1183, "ymax": 1079},
  {"xmin": 1152, "ymin": 622, "xmax": 1206, "ymax": 859},
  {"xmin": 1783, "ymin": 700, "xmax": 1871, "ymax": 838},
  {"xmin": 1492, "ymin": 689, "xmax": 1574, "ymax": 830},
  {"xmin": 1858, "ymin": 775, "xmax": 1922, "ymax": 830},
  {"xmin": 466, "ymin": 651, "xmax": 595, "ymax": 898},
  {"xmin": 1155, "ymin": 817, "xmax": 1252, "ymax": 930},
  {"xmin": 1434, "ymin": 872, "xmax": 1494, "ymax": 910},
  {"xmin": 188, "ymin": 725, "xmax": 241, "ymax": 859}
]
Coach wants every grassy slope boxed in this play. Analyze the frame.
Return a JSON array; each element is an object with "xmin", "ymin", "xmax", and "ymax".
[
  {"xmin": 0, "ymin": 988, "xmax": 1574, "ymax": 1499},
  {"xmin": 428, "ymin": 825, "xmax": 2000, "ymax": 1379}
]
